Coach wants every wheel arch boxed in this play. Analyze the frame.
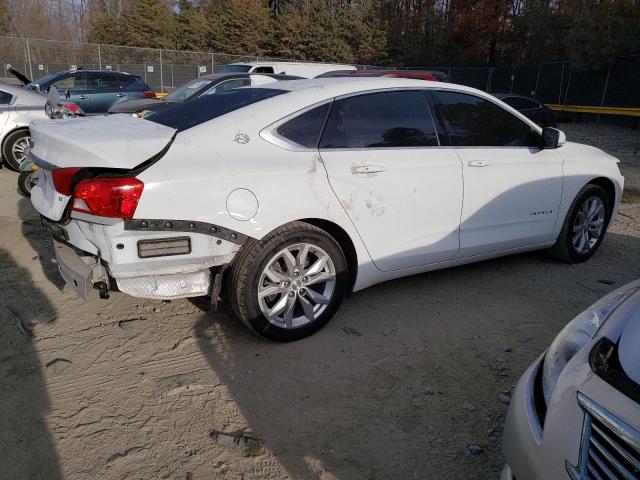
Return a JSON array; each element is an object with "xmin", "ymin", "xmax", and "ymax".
[
  {"xmin": 299, "ymin": 217, "xmax": 358, "ymax": 296},
  {"xmin": 586, "ymin": 176, "xmax": 617, "ymax": 217},
  {"xmin": 1, "ymin": 126, "xmax": 30, "ymax": 156}
]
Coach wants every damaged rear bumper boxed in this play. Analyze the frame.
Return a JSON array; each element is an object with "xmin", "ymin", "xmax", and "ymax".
[
  {"xmin": 54, "ymin": 238, "xmax": 214, "ymax": 300},
  {"xmin": 48, "ymin": 216, "xmax": 244, "ymax": 301}
]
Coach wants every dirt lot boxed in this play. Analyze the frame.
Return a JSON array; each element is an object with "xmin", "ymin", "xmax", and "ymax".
[{"xmin": 1, "ymin": 122, "xmax": 639, "ymax": 480}]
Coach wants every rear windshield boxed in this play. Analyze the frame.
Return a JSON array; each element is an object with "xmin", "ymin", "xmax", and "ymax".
[
  {"xmin": 164, "ymin": 78, "xmax": 213, "ymax": 101},
  {"xmin": 221, "ymin": 64, "xmax": 252, "ymax": 73},
  {"xmin": 146, "ymin": 88, "xmax": 286, "ymax": 131}
]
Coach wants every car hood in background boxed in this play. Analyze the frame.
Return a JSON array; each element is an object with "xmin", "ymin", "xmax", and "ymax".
[
  {"xmin": 30, "ymin": 114, "xmax": 176, "ymax": 169},
  {"xmin": 108, "ymin": 98, "xmax": 167, "ymax": 114}
]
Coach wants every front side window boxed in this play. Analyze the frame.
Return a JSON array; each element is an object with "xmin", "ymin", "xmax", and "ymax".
[
  {"xmin": 0, "ymin": 90, "xmax": 13, "ymax": 104},
  {"xmin": 202, "ymin": 79, "xmax": 250, "ymax": 95},
  {"xmin": 52, "ymin": 74, "xmax": 80, "ymax": 91},
  {"xmin": 277, "ymin": 103, "xmax": 330, "ymax": 148},
  {"xmin": 435, "ymin": 91, "xmax": 540, "ymax": 147},
  {"xmin": 320, "ymin": 90, "xmax": 439, "ymax": 149}
]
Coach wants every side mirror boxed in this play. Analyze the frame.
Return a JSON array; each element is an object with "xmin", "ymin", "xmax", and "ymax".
[{"xmin": 541, "ymin": 127, "xmax": 566, "ymax": 148}]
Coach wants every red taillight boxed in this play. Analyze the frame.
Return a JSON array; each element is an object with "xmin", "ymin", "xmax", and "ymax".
[
  {"xmin": 60, "ymin": 103, "xmax": 81, "ymax": 114},
  {"xmin": 143, "ymin": 90, "xmax": 156, "ymax": 99},
  {"xmin": 72, "ymin": 177, "xmax": 144, "ymax": 219},
  {"xmin": 52, "ymin": 167, "xmax": 83, "ymax": 196}
]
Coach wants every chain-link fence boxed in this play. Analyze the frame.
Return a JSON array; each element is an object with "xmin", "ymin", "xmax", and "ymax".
[{"xmin": 2, "ymin": 36, "xmax": 639, "ymax": 121}]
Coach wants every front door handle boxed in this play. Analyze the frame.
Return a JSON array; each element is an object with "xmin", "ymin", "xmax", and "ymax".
[
  {"xmin": 468, "ymin": 160, "xmax": 492, "ymax": 167},
  {"xmin": 77, "ymin": 95, "xmax": 87, "ymax": 99},
  {"xmin": 116, "ymin": 93, "xmax": 126, "ymax": 97},
  {"xmin": 352, "ymin": 165, "xmax": 387, "ymax": 175}
]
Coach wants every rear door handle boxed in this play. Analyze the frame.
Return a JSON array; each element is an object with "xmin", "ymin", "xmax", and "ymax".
[
  {"xmin": 77, "ymin": 95, "xmax": 87, "ymax": 99},
  {"xmin": 352, "ymin": 165, "xmax": 387, "ymax": 175},
  {"xmin": 116, "ymin": 93, "xmax": 126, "ymax": 97},
  {"xmin": 468, "ymin": 160, "xmax": 492, "ymax": 167}
]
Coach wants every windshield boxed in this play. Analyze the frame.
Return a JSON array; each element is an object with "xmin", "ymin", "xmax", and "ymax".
[
  {"xmin": 24, "ymin": 72, "xmax": 63, "ymax": 90},
  {"xmin": 221, "ymin": 64, "xmax": 252, "ymax": 73},
  {"xmin": 146, "ymin": 88, "xmax": 286, "ymax": 132},
  {"xmin": 164, "ymin": 78, "xmax": 213, "ymax": 101}
]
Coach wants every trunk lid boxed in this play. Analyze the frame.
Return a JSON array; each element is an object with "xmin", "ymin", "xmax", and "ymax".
[
  {"xmin": 30, "ymin": 115, "xmax": 176, "ymax": 221},
  {"xmin": 30, "ymin": 114, "xmax": 176, "ymax": 169}
]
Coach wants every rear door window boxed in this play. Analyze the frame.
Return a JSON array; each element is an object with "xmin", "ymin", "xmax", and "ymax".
[
  {"xmin": 320, "ymin": 90, "xmax": 439, "ymax": 148},
  {"xmin": 87, "ymin": 72, "xmax": 121, "ymax": 90},
  {"xmin": 434, "ymin": 91, "xmax": 540, "ymax": 147},
  {"xmin": 277, "ymin": 103, "xmax": 331, "ymax": 148}
]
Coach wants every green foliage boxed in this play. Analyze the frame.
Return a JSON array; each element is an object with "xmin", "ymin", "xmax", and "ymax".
[{"xmin": 79, "ymin": 0, "xmax": 640, "ymax": 67}]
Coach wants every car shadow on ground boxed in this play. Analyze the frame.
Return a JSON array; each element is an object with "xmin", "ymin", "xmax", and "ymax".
[
  {"xmin": 18, "ymin": 196, "xmax": 66, "ymax": 291},
  {"xmin": 0, "ymin": 247, "xmax": 62, "ymax": 479},
  {"xmin": 192, "ymin": 231, "xmax": 640, "ymax": 480}
]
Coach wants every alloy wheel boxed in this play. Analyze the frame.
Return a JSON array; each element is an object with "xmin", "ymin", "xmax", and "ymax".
[
  {"xmin": 572, "ymin": 196, "xmax": 605, "ymax": 254},
  {"xmin": 257, "ymin": 243, "xmax": 336, "ymax": 328},
  {"xmin": 11, "ymin": 136, "xmax": 33, "ymax": 165}
]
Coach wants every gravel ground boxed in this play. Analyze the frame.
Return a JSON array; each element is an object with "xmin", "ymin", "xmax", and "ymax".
[{"xmin": 1, "ymin": 122, "xmax": 639, "ymax": 480}]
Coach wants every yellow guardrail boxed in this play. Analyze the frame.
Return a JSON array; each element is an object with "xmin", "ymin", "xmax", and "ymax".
[
  {"xmin": 546, "ymin": 104, "xmax": 640, "ymax": 117},
  {"xmin": 155, "ymin": 92, "xmax": 168, "ymax": 99}
]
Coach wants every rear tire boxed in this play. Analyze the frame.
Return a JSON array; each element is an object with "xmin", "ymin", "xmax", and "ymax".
[
  {"xmin": 17, "ymin": 169, "xmax": 40, "ymax": 197},
  {"xmin": 2, "ymin": 130, "xmax": 33, "ymax": 171},
  {"xmin": 228, "ymin": 221, "xmax": 348, "ymax": 342},
  {"xmin": 550, "ymin": 184, "xmax": 610, "ymax": 263}
]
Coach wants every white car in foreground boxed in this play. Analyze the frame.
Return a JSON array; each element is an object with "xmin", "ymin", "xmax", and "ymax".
[
  {"xmin": 29, "ymin": 78, "xmax": 623, "ymax": 341},
  {"xmin": 502, "ymin": 280, "xmax": 640, "ymax": 480},
  {"xmin": 1, "ymin": 82, "xmax": 47, "ymax": 170}
]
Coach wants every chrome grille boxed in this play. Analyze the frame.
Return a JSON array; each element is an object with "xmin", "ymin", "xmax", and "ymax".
[{"xmin": 566, "ymin": 392, "xmax": 640, "ymax": 480}]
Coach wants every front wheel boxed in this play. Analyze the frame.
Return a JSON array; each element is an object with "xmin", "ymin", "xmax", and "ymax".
[
  {"xmin": 550, "ymin": 184, "xmax": 610, "ymax": 263},
  {"xmin": 228, "ymin": 222, "xmax": 348, "ymax": 341}
]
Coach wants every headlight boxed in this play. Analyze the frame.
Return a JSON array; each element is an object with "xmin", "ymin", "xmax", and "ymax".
[{"xmin": 542, "ymin": 284, "xmax": 639, "ymax": 404}]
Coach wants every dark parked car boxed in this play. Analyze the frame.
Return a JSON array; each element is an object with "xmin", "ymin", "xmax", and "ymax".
[
  {"xmin": 108, "ymin": 73, "xmax": 302, "ymax": 116},
  {"xmin": 493, "ymin": 93, "xmax": 557, "ymax": 127},
  {"xmin": 317, "ymin": 69, "xmax": 453, "ymax": 82},
  {"xmin": 19, "ymin": 69, "xmax": 154, "ymax": 114}
]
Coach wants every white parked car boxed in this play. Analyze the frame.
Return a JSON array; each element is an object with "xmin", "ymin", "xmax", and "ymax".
[
  {"xmin": 0, "ymin": 82, "xmax": 47, "ymax": 170},
  {"xmin": 29, "ymin": 78, "xmax": 623, "ymax": 341},
  {"xmin": 502, "ymin": 279, "xmax": 640, "ymax": 480},
  {"xmin": 221, "ymin": 61, "xmax": 356, "ymax": 78}
]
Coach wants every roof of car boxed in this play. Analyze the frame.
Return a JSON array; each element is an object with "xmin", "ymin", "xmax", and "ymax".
[
  {"xmin": 250, "ymin": 76, "xmax": 463, "ymax": 94},
  {"xmin": 197, "ymin": 72, "xmax": 303, "ymax": 81},
  {"xmin": 492, "ymin": 92, "xmax": 533, "ymax": 99}
]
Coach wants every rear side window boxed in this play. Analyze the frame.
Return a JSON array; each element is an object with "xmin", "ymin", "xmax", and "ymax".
[
  {"xmin": 435, "ymin": 91, "xmax": 540, "ymax": 147},
  {"xmin": 147, "ymin": 88, "xmax": 286, "ymax": 132},
  {"xmin": 0, "ymin": 90, "xmax": 13, "ymax": 104},
  {"xmin": 320, "ymin": 90, "xmax": 439, "ymax": 149},
  {"xmin": 253, "ymin": 66, "xmax": 274, "ymax": 74},
  {"xmin": 501, "ymin": 96, "xmax": 540, "ymax": 110},
  {"xmin": 118, "ymin": 74, "xmax": 137, "ymax": 87},
  {"xmin": 277, "ymin": 103, "xmax": 330, "ymax": 148}
]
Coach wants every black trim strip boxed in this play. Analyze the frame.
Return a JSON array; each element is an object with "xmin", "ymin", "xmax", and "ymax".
[{"xmin": 124, "ymin": 219, "xmax": 250, "ymax": 245}]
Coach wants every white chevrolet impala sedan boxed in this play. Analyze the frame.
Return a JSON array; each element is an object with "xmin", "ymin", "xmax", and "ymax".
[{"xmin": 29, "ymin": 78, "xmax": 624, "ymax": 341}]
